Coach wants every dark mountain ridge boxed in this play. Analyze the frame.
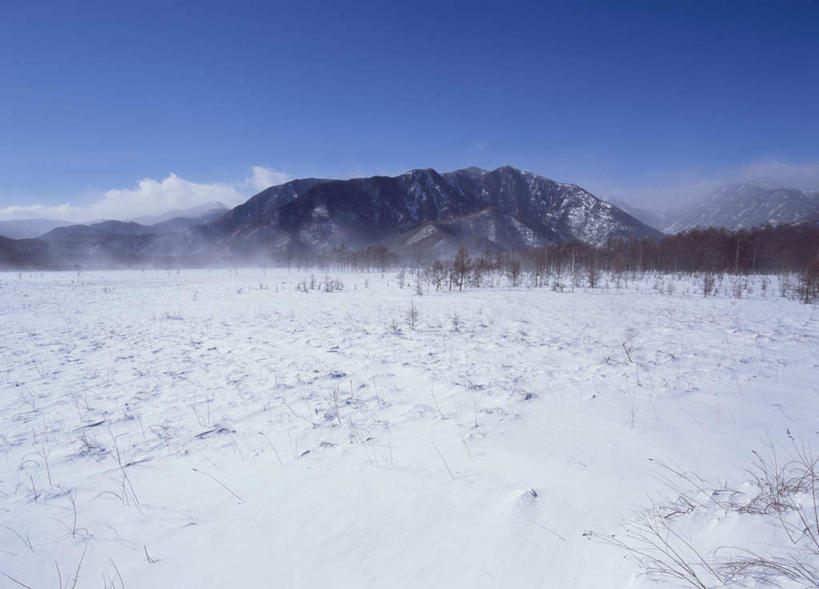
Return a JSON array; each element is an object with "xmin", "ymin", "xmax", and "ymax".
[
  {"xmin": 0, "ymin": 166, "xmax": 662, "ymax": 268},
  {"xmin": 213, "ymin": 166, "xmax": 660, "ymax": 258}
]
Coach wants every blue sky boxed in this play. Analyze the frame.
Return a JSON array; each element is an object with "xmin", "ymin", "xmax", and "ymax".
[{"xmin": 1, "ymin": 0, "xmax": 818, "ymax": 220}]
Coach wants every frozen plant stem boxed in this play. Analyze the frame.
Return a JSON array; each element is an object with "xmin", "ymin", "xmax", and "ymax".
[
  {"xmin": 110, "ymin": 558, "xmax": 125, "ymax": 588},
  {"xmin": 144, "ymin": 545, "xmax": 158, "ymax": 564},
  {"xmin": 39, "ymin": 445, "xmax": 52, "ymax": 487},
  {"xmin": 432, "ymin": 443, "xmax": 457, "ymax": 480},
  {"xmin": 192, "ymin": 467, "xmax": 244, "ymax": 503},
  {"xmin": 70, "ymin": 544, "xmax": 88, "ymax": 589},
  {"xmin": 0, "ymin": 524, "xmax": 34, "ymax": 552},
  {"xmin": 0, "ymin": 572, "xmax": 32, "ymax": 588}
]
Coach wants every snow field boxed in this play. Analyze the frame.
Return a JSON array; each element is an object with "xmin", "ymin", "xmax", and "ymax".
[{"xmin": 0, "ymin": 269, "xmax": 817, "ymax": 588}]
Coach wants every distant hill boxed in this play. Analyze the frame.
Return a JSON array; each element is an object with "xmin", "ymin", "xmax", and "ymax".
[
  {"xmin": 0, "ymin": 218, "xmax": 73, "ymax": 239},
  {"xmin": 130, "ymin": 201, "xmax": 228, "ymax": 225},
  {"xmin": 664, "ymin": 183, "xmax": 819, "ymax": 233},
  {"xmin": 618, "ymin": 182, "xmax": 819, "ymax": 234}
]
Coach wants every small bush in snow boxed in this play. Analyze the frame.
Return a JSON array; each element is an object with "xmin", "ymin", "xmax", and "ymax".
[{"xmin": 602, "ymin": 442, "xmax": 819, "ymax": 588}]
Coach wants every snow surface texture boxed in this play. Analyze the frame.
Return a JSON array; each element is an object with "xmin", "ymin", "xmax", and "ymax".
[{"xmin": 0, "ymin": 269, "xmax": 817, "ymax": 588}]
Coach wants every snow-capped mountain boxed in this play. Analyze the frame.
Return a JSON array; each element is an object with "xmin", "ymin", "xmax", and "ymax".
[
  {"xmin": 665, "ymin": 183, "xmax": 819, "ymax": 233},
  {"xmin": 0, "ymin": 166, "xmax": 662, "ymax": 267},
  {"xmin": 213, "ymin": 166, "xmax": 661, "ymax": 257}
]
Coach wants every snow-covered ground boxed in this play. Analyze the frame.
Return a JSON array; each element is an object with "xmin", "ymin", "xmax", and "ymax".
[{"xmin": 0, "ymin": 269, "xmax": 817, "ymax": 588}]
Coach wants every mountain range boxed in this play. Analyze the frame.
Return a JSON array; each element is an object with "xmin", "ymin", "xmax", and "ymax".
[
  {"xmin": 0, "ymin": 166, "xmax": 661, "ymax": 268},
  {"xmin": 619, "ymin": 181, "xmax": 819, "ymax": 234},
  {"xmin": 0, "ymin": 202, "xmax": 229, "ymax": 241},
  {"xmin": 0, "ymin": 218, "xmax": 73, "ymax": 240},
  {"xmin": 663, "ymin": 183, "xmax": 819, "ymax": 233},
  {"xmin": 4, "ymin": 166, "xmax": 817, "ymax": 270}
]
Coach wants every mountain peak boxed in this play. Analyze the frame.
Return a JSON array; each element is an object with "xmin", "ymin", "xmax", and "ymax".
[
  {"xmin": 491, "ymin": 165, "xmax": 525, "ymax": 174},
  {"xmin": 453, "ymin": 166, "xmax": 487, "ymax": 177}
]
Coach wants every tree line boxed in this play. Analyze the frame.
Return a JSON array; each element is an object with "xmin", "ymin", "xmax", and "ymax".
[
  {"xmin": 2, "ymin": 221, "xmax": 818, "ymax": 302},
  {"xmin": 321, "ymin": 222, "xmax": 819, "ymax": 303}
]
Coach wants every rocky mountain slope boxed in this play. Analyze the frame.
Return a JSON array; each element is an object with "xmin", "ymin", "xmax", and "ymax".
[{"xmin": 212, "ymin": 166, "xmax": 660, "ymax": 258}]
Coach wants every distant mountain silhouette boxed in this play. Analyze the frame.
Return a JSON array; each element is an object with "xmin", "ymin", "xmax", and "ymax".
[
  {"xmin": 0, "ymin": 166, "xmax": 661, "ymax": 268},
  {"xmin": 130, "ymin": 202, "xmax": 229, "ymax": 225},
  {"xmin": 664, "ymin": 183, "xmax": 819, "ymax": 233},
  {"xmin": 616, "ymin": 183, "xmax": 819, "ymax": 234},
  {"xmin": 0, "ymin": 218, "xmax": 73, "ymax": 239}
]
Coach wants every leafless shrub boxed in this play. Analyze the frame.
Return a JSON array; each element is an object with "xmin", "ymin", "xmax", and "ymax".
[
  {"xmin": 388, "ymin": 318, "xmax": 402, "ymax": 335},
  {"xmin": 740, "ymin": 443, "xmax": 819, "ymax": 555},
  {"xmin": 451, "ymin": 312, "xmax": 461, "ymax": 332},
  {"xmin": 323, "ymin": 276, "xmax": 344, "ymax": 292},
  {"xmin": 600, "ymin": 506, "xmax": 721, "ymax": 589},
  {"xmin": 406, "ymin": 301, "xmax": 419, "ymax": 330},
  {"xmin": 601, "ymin": 443, "xmax": 819, "ymax": 588}
]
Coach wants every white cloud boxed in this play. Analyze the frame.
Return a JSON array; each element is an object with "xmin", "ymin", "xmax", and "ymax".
[
  {"xmin": 96, "ymin": 173, "xmax": 244, "ymax": 220},
  {"xmin": 0, "ymin": 166, "xmax": 290, "ymax": 223},
  {"xmin": 0, "ymin": 203, "xmax": 83, "ymax": 223},
  {"xmin": 247, "ymin": 166, "xmax": 290, "ymax": 191}
]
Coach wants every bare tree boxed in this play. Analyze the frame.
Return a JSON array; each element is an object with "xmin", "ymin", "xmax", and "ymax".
[{"xmin": 451, "ymin": 247, "xmax": 471, "ymax": 291}]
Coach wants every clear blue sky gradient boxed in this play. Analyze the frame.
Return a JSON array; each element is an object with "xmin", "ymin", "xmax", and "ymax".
[{"xmin": 1, "ymin": 0, "xmax": 817, "ymax": 205}]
